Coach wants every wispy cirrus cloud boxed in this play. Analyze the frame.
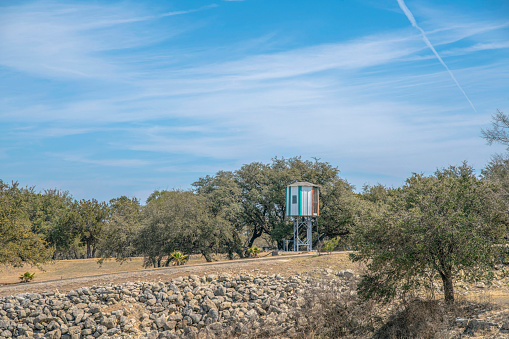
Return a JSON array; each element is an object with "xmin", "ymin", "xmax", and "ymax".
[
  {"xmin": 1, "ymin": 0, "xmax": 508, "ymax": 201},
  {"xmin": 443, "ymin": 41, "xmax": 509, "ymax": 56},
  {"xmin": 3, "ymin": 16, "xmax": 507, "ymax": 163},
  {"xmin": 49, "ymin": 153, "xmax": 151, "ymax": 168},
  {"xmin": 0, "ymin": 2, "xmax": 217, "ymax": 79}
]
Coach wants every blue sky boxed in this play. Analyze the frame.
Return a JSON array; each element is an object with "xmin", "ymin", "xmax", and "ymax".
[{"xmin": 1, "ymin": 0, "xmax": 508, "ymax": 202}]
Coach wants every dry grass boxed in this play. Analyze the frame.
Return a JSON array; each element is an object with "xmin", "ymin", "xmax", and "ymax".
[
  {"xmin": 0, "ymin": 252, "xmax": 357, "ymax": 286},
  {"xmin": 294, "ymin": 277, "xmax": 381, "ymax": 338},
  {"xmin": 0, "ymin": 253, "xmax": 262, "ymax": 285},
  {"xmin": 0, "ymin": 257, "xmax": 145, "ymax": 285}
]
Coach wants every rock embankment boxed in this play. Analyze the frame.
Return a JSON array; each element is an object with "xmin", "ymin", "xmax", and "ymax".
[
  {"xmin": 3, "ymin": 269, "xmax": 508, "ymax": 339},
  {"xmin": 0, "ymin": 271, "xmax": 354, "ymax": 339}
]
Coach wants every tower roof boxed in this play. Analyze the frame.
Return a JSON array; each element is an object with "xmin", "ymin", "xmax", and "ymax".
[{"xmin": 288, "ymin": 181, "xmax": 320, "ymax": 187}]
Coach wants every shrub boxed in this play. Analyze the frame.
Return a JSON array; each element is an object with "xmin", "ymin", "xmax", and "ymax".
[
  {"xmin": 296, "ymin": 278, "xmax": 380, "ymax": 338},
  {"xmin": 323, "ymin": 236, "xmax": 341, "ymax": 254},
  {"xmin": 169, "ymin": 251, "xmax": 189, "ymax": 266},
  {"xmin": 19, "ymin": 272, "xmax": 35, "ymax": 283},
  {"xmin": 247, "ymin": 247, "xmax": 262, "ymax": 258}
]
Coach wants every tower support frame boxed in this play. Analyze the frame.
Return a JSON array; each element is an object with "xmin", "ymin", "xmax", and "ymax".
[{"xmin": 293, "ymin": 216, "xmax": 314, "ymax": 252}]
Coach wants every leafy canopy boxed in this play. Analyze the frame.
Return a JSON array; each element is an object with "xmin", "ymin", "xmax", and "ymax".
[
  {"xmin": 97, "ymin": 196, "xmax": 142, "ymax": 263},
  {"xmin": 352, "ymin": 163, "xmax": 508, "ymax": 303},
  {"xmin": 0, "ymin": 180, "xmax": 53, "ymax": 267},
  {"xmin": 139, "ymin": 190, "xmax": 229, "ymax": 267}
]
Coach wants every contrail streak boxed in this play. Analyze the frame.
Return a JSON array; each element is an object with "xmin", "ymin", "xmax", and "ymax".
[{"xmin": 396, "ymin": 0, "xmax": 477, "ymax": 112}]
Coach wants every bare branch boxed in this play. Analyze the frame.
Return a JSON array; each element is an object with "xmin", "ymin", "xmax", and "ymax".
[{"xmin": 482, "ymin": 110, "xmax": 509, "ymax": 146}]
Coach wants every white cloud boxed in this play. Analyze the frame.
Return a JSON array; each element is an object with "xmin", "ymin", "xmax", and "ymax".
[{"xmin": 49, "ymin": 153, "xmax": 151, "ymax": 168}]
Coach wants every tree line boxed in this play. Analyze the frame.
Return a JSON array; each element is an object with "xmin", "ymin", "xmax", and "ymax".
[{"xmin": 0, "ymin": 157, "xmax": 365, "ymax": 268}]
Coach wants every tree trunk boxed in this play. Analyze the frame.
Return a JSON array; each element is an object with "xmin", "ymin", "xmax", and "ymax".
[
  {"xmin": 231, "ymin": 232, "xmax": 245, "ymax": 258},
  {"xmin": 440, "ymin": 272, "xmax": 455, "ymax": 304},
  {"xmin": 247, "ymin": 228, "xmax": 263, "ymax": 248},
  {"xmin": 276, "ymin": 240, "xmax": 283, "ymax": 250},
  {"xmin": 202, "ymin": 251, "xmax": 213, "ymax": 262},
  {"xmin": 227, "ymin": 249, "xmax": 234, "ymax": 260},
  {"xmin": 86, "ymin": 241, "xmax": 92, "ymax": 259}
]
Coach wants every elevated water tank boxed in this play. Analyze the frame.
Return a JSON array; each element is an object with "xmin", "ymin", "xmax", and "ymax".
[{"xmin": 286, "ymin": 181, "xmax": 319, "ymax": 217}]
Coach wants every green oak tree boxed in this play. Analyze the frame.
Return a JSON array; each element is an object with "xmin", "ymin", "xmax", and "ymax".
[
  {"xmin": 318, "ymin": 178, "xmax": 367, "ymax": 242},
  {"xmin": 351, "ymin": 163, "xmax": 508, "ymax": 304},
  {"xmin": 26, "ymin": 189, "xmax": 73, "ymax": 237},
  {"xmin": 192, "ymin": 171, "xmax": 245, "ymax": 258},
  {"xmin": 139, "ymin": 190, "xmax": 229, "ymax": 267},
  {"xmin": 97, "ymin": 196, "xmax": 143, "ymax": 262},
  {"xmin": 0, "ymin": 180, "xmax": 53, "ymax": 267},
  {"xmin": 58, "ymin": 199, "xmax": 110, "ymax": 259}
]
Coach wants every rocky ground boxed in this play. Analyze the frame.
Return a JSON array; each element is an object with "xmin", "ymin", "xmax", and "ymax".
[
  {"xmin": 0, "ymin": 270, "xmax": 357, "ymax": 338},
  {"xmin": 1, "ymin": 254, "xmax": 509, "ymax": 338}
]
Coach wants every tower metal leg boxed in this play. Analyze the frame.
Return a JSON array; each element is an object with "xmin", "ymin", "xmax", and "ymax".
[
  {"xmin": 293, "ymin": 217, "xmax": 313, "ymax": 251},
  {"xmin": 307, "ymin": 218, "xmax": 312, "ymax": 251}
]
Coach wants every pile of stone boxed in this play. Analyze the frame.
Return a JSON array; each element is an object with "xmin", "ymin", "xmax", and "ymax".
[{"xmin": 0, "ymin": 270, "xmax": 356, "ymax": 339}]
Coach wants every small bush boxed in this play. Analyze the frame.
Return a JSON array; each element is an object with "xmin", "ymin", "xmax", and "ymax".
[
  {"xmin": 323, "ymin": 236, "xmax": 341, "ymax": 254},
  {"xmin": 169, "ymin": 251, "xmax": 189, "ymax": 266},
  {"xmin": 19, "ymin": 272, "xmax": 35, "ymax": 283},
  {"xmin": 246, "ymin": 276, "xmax": 381, "ymax": 338},
  {"xmin": 296, "ymin": 278, "xmax": 380, "ymax": 338},
  {"xmin": 247, "ymin": 247, "xmax": 262, "ymax": 258},
  {"xmin": 373, "ymin": 299, "xmax": 447, "ymax": 338}
]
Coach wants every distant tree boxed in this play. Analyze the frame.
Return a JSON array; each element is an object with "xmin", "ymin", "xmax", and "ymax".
[
  {"xmin": 351, "ymin": 163, "xmax": 508, "ymax": 304},
  {"xmin": 58, "ymin": 199, "xmax": 109, "ymax": 259},
  {"xmin": 26, "ymin": 189, "xmax": 73, "ymax": 238},
  {"xmin": 192, "ymin": 171, "xmax": 245, "ymax": 259},
  {"xmin": 318, "ymin": 178, "xmax": 367, "ymax": 242},
  {"xmin": 0, "ymin": 182, "xmax": 74, "ymax": 259},
  {"xmin": 0, "ymin": 180, "xmax": 53, "ymax": 267},
  {"xmin": 482, "ymin": 110, "xmax": 509, "ymax": 146},
  {"xmin": 139, "ymin": 190, "xmax": 227, "ymax": 267},
  {"xmin": 48, "ymin": 214, "xmax": 83, "ymax": 259},
  {"xmin": 361, "ymin": 183, "xmax": 394, "ymax": 205},
  {"xmin": 26, "ymin": 189, "xmax": 74, "ymax": 259},
  {"xmin": 97, "ymin": 196, "xmax": 142, "ymax": 263}
]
